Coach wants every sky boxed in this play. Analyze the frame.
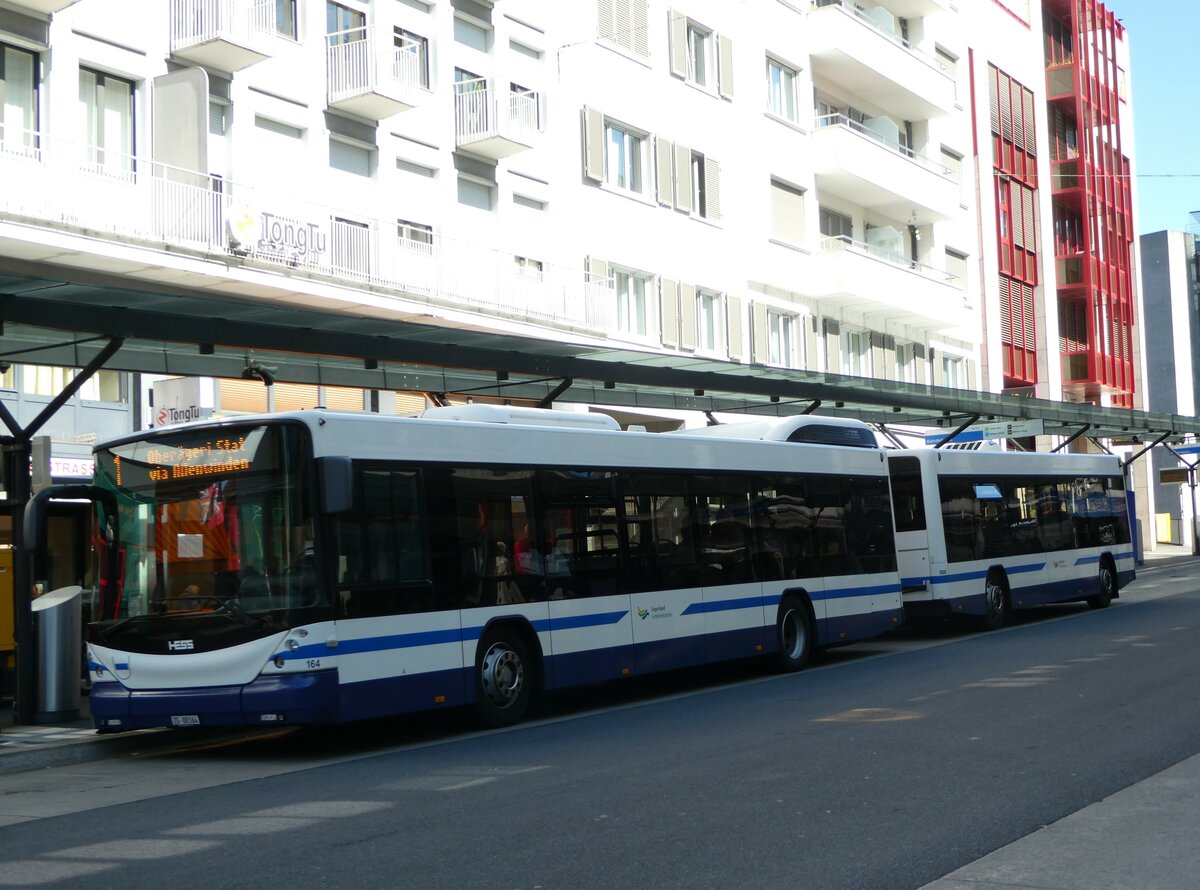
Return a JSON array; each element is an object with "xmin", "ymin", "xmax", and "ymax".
[{"xmin": 1104, "ymin": 1, "xmax": 1200, "ymax": 235}]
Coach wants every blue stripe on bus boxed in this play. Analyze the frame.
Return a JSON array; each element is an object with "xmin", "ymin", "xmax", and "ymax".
[
  {"xmin": 822, "ymin": 583, "xmax": 902, "ymax": 600},
  {"xmin": 928, "ymin": 562, "xmax": 1047, "ymax": 585},
  {"xmin": 277, "ymin": 610, "xmax": 630, "ymax": 661},
  {"xmin": 681, "ymin": 584, "xmax": 901, "ymax": 616},
  {"xmin": 682, "ymin": 597, "xmax": 771, "ymax": 616},
  {"xmin": 1075, "ymin": 555, "xmax": 1101, "ymax": 566},
  {"xmin": 543, "ymin": 610, "xmax": 630, "ymax": 631}
]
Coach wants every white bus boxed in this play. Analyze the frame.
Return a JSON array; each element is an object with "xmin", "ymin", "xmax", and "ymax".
[
  {"xmin": 79, "ymin": 406, "xmax": 902, "ymax": 731},
  {"xmin": 887, "ymin": 447, "xmax": 1135, "ymax": 628}
]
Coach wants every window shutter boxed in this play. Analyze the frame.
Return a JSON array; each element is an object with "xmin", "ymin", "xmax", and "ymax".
[
  {"xmin": 587, "ymin": 255, "xmax": 610, "ymax": 286},
  {"xmin": 966, "ymin": 359, "xmax": 977, "ymax": 391},
  {"xmin": 933, "ymin": 352, "xmax": 945, "ymax": 386},
  {"xmin": 1022, "ymin": 186, "xmax": 1036, "ymax": 250},
  {"xmin": 1022, "ymin": 86, "xmax": 1036, "ymax": 154},
  {"xmin": 704, "ymin": 157, "xmax": 720, "ymax": 221},
  {"xmin": 673, "ymin": 142, "xmax": 692, "ymax": 213},
  {"xmin": 660, "ymin": 278, "xmax": 679, "ymax": 348},
  {"xmin": 726, "ymin": 295, "xmax": 743, "ymax": 360},
  {"xmin": 613, "ymin": 0, "xmax": 630, "ymax": 50},
  {"xmin": 584, "ymin": 106, "xmax": 604, "ymax": 181},
  {"xmin": 1022, "ymin": 283, "xmax": 1036, "ymax": 350},
  {"xmin": 597, "ymin": 0, "xmax": 614, "ymax": 41},
  {"xmin": 824, "ymin": 319, "xmax": 841, "ymax": 374},
  {"xmin": 330, "ymin": 140, "xmax": 372, "ymax": 176},
  {"xmin": 915, "ymin": 353, "xmax": 927, "ymax": 385},
  {"xmin": 679, "ymin": 283, "xmax": 697, "ymax": 350},
  {"xmin": 717, "ymin": 34, "xmax": 734, "ymax": 99},
  {"xmin": 631, "ymin": 0, "xmax": 649, "ymax": 57},
  {"xmin": 655, "ymin": 136, "xmax": 674, "ymax": 205},
  {"xmin": 988, "ymin": 65, "xmax": 999, "ymax": 134},
  {"xmin": 803, "ymin": 315, "xmax": 817, "ymax": 370},
  {"xmin": 752, "ymin": 303, "xmax": 769, "ymax": 363},
  {"xmin": 668, "ymin": 10, "xmax": 688, "ymax": 77},
  {"xmin": 870, "ymin": 331, "xmax": 887, "ymax": 380}
]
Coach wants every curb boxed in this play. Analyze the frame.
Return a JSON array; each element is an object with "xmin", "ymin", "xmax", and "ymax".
[{"xmin": 0, "ymin": 727, "xmax": 260, "ymax": 777}]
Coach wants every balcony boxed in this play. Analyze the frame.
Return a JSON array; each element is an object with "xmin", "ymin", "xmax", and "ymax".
[
  {"xmin": 811, "ymin": 237, "xmax": 969, "ymax": 331},
  {"xmin": 455, "ymin": 83, "xmax": 540, "ymax": 160},
  {"xmin": 813, "ymin": 114, "xmax": 958, "ymax": 223},
  {"xmin": 169, "ymin": 0, "xmax": 278, "ymax": 73},
  {"xmin": 7, "ymin": 0, "xmax": 77, "ymax": 12},
  {"xmin": 0, "ymin": 130, "xmax": 609, "ymax": 333},
  {"xmin": 327, "ymin": 27, "xmax": 424, "ymax": 120},
  {"xmin": 808, "ymin": 0, "xmax": 956, "ymax": 120}
]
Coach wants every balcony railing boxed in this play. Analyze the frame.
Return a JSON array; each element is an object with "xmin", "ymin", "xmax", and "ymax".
[
  {"xmin": 169, "ymin": 0, "xmax": 277, "ymax": 71},
  {"xmin": 820, "ymin": 236, "xmax": 960, "ymax": 287},
  {"xmin": 454, "ymin": 81, "xmax": 540, "ymax": 159},
  {"xmin": 0, "ymin": 130, "xmax": 610, "ymax": 335},
  {"xmin": 816, "ymin": 113, "xmax": 951, "ymax": 176},
  {"xmin": 327, "ymin": 27, "xmax": 423, "ymax": 117}
]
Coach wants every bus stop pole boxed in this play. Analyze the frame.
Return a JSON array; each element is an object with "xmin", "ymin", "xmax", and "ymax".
[
  {"xmin": 1190, "ymin": 466, "xmax": 1199, "ymax": 557},
  {"xmin": 4, "ymin": 442, "xmax": 34, "ymax": 724}
]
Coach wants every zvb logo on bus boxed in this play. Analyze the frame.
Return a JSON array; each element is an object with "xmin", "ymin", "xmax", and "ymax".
[
  {"xmin": 168, "ymin": 640, "xmax": 195, "ymax": 651},
  {"xmin": 637, "ymin": 606, "xmax": 673, "ymax": 620}
]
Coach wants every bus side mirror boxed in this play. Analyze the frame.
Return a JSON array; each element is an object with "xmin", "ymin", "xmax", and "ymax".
[{"xmin": 318, "ymin": 456, "xmax": 353, "ymax": 514}]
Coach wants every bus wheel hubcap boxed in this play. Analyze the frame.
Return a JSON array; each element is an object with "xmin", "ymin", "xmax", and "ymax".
[
  {"xmin": 986, "ymin": 581, "xmax": 1004, "ymax": 616},
  {"xmin": 481, "ymin": 644, "xmax": 523, "ymax": 708}
]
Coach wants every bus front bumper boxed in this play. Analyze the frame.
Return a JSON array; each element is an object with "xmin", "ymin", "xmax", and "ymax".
[{"xmin": 90, "ymin": 669, "xmax": 340, "ymax": 731}]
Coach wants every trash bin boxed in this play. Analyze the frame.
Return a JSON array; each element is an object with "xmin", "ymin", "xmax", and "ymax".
[{"xmin": 32, "ymin": 585, "xmax": 83, "ymax": 723}]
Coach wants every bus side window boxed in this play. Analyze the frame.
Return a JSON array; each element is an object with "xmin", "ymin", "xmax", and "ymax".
[{"xmin": 333, "ymin": 467, "xmax": 431, "ymax": 618}]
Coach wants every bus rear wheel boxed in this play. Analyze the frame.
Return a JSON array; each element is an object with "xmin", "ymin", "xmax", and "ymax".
[
  {"xmin": 475, "ymin": 628, "xmax": 535, "ymax": 728},
  {"xmin": 981, "ymin": 571, "xmax": 1008, "ymax": 631},
  {"xmin": 772, "ymin": 597, "xmax": 813, "ymax": 672},
  {"xmin": 1087, "ymin": 559, "xmax": 1116, "ymax": 610}
]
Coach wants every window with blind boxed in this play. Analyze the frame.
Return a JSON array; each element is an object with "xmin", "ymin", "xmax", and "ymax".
[
  {"xmin": 330, "ymin": 138, "xmax": 372, "ymax": 176},
  {"xmin": 769, "ymin": 178, "xmax": 805, "ymax": 247}
]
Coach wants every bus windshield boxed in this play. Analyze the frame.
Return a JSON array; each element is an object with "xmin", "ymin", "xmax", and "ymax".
[{"xmin": 92, "ymin": 423, "xmax": 326, "ymax": 641}]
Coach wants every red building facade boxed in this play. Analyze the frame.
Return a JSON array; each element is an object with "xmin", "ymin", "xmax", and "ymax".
[{"xmin": 1044, "ymin": 0, "xmax": 1135, "ymax": 407}]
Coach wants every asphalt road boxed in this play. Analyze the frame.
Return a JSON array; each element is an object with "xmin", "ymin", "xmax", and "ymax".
[{"xmin": 1, "ymin": 564, "xmax": 1198, "ymax": 889}]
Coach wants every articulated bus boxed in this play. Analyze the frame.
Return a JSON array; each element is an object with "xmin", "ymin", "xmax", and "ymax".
[
  {"xmin": 887, "ymin": 448, "xmax": 1135, "ymax": 629},
  {"xmin": 75, "ymin": 406, "xmax": 902, "ymax": 731},
  {"xmin": 686, "ymin": 418, "xmax": 1136, "ymax": 628}
]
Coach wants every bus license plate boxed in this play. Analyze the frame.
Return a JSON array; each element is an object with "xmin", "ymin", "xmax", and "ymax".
[{"xmin": 171, "ymin": 715, "xmax": 201, "ymax": 727}]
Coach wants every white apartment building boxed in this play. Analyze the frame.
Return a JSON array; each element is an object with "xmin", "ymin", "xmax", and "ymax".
[{"xmin": 0, "ymin": 0, "xmax": 1143, "ymax": 446}]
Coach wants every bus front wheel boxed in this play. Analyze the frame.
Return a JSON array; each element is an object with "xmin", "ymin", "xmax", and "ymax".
[
  {"xmin": 981, "ymin": 571, "xmax": 1008, "ymax": 631},
  {"xmin": 1087, "ymin": 559, "xmax": 1116, "ymax": 610},
  {"xmin": 772, "ymin": 597, "xmax": 813, "ymax": 672},
  {"xmin": 475, "ymin": 627, "xmax": 535, "ymax": 728}
]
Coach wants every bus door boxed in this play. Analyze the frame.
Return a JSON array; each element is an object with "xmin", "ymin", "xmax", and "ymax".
[
  {"xmin": 889, "ymin": 457, "xmax": 931, "ymax": 595},
  {"xmin": 622, "ymin": 476, "xmax": 706, "ymax": 674},
  {"xmin": 539, "ymin": 472, "xmax": 635, "ymax": 687},
  {"xmin": 693, "ymin": 477, "xmax": 769, "ymax": 664}
]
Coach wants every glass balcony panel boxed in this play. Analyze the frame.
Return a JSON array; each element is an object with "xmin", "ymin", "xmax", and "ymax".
[
  {"xmin": 808, "ymin": 0, "xmax": 955, "ymax": 119},
  {"xmin": 812, "ymin": 237, "xmax": 970, "ymax": 332},
  {"xmin": 813, "ymin": 114, "xmax": 959, "ymax": 222}
]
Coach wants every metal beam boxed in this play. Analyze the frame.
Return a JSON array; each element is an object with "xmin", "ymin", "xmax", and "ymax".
[
  {"xmin": 536, "ymin": 377, "xmax": 574, "ymax": 409},
  {"xmin": 934, "ymin": 414, "xmax": 981, "ymax": 449}
]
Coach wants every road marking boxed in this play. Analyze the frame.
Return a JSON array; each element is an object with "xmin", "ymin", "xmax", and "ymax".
[
  {"xmin": 815, "ymin": 708, "xmax": 923, "ymax": 723},
  {"xmin": 963, "ymin": 678, "xmax": 1050, "ymax": 689}
]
